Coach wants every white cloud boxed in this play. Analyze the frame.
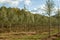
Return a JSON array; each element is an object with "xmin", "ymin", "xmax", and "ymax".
[
  {"xmin": 24, "ymin": 0, "xmax": 31, "ymax": 6},
  {"xmin": 34, "ymin": 8, "xmax": 37, "ymax": 10},
  {"xmin": 0, "ymin": 0, "xmax": 23, "ymax": 7},
  {"xmin": 39, "ymin": 4, "xmax": 45, "ymax": 9},
  {"xmin": 10, "ymin": 1, "xmax": 19, "ymax": 7},
  {"xmin": 0, "ymin": 0, "xmax": 5, "ymax": 3},
  {"xmin": 38, "ymin": 4, "xmax": 60, "ymax": 16},
  {"xmin": 0, "ymin": 0, "xmax": 31, "ymax": 7},
  {"xmin": 33, "ymin": 4, "xmax": 46, "ymax": 14}
]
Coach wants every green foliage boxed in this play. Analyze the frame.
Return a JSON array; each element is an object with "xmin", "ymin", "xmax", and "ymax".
[{"xmin": 0, "ymin": 6, "xmax": 59, "ymax": 33}]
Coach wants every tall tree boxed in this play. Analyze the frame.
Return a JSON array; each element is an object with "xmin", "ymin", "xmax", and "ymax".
[
  {"xmin": 57, "ymin": 0, "xmax": 60, "ymax": 33},
  {"xmin": 45, "ymin": 0, "xmax": 54, "ymax": 37},
  {"xmin": 56, "ymin": 8, "xmax": 60, "ymax": 33}
]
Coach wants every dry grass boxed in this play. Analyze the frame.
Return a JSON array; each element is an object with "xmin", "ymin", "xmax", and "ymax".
[{"xmin": 0, "ymin": 27, "xmax": 59, "ymax": 40}]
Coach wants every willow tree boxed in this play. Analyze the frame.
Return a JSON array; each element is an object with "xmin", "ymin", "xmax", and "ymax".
[{"xmin": 45, "ymin": 0, "xmax": 54, "ymax": 37}]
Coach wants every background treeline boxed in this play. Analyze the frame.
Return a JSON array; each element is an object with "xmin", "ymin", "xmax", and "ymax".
[{"xmin": 0, "ymin": 6, "xmax": 59, "ymax": 33}]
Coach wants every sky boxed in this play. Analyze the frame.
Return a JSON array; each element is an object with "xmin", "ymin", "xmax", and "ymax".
[{"xmin": 0, "ymin": 0, "xmax": 60, "ymax": 14}]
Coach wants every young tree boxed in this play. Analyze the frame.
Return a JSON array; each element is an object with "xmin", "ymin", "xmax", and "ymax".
[
  {"xmin": 45, "ymin": 0, "xmax": 54, "ymax": 37},
  {"xmin": 56, "ymin": 8, "xmax": 60, "ymax": 33},
  {"xmin": 57, "ymin": 0, "xmax": 60, "ymax": 33}
]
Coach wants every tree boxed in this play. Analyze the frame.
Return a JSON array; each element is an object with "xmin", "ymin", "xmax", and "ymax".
[
  {"xmin": 45, "ymin": 0, "xmax": 54, "ymax": 37},
  {"xmin": 56, "ymin": 9, "xmax": 60, "ymax": 33},
  {"xmin": 0, "ymin": 6, "xmax": 8, "ymax": 32},
  {"xmin": 57, "ymin": 0, "xmax": 60, "ymax": 33}
]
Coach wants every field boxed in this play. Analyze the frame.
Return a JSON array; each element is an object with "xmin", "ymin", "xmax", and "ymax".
[
  {"xmin": 0, "ymin": 26, "xmax": 59, "ymax": 40},
  {"xmin": 57, "ymin": 38, "xmax": 60, "ymax": 40}
]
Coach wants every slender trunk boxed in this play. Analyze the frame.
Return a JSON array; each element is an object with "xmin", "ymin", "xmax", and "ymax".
[
  {"xmin": 58, "ymin": 12, "xmax": 60, "ymax": 33},
  {"xmin": 2, "ymin": 24, "xmax": 3, "ymax": 33},
  {"xmin": 58, "ymin": 20, "xmax": 59, "ymax": 33},
  {"xmin": 58, "ymin": 3, "xmax": 60, "ymax": 33},
  {"xmin": 48, "ymin": 16, "xmax": 51, "ymax": 37},
  {"xmin": 10, "ymin": 23, "xmax": 11, "ymax": 32}
]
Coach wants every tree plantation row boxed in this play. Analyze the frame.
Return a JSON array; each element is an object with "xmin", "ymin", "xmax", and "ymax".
[{"xmin": 0, "ymin": 6, "xmax": 59, "ymax": 33}]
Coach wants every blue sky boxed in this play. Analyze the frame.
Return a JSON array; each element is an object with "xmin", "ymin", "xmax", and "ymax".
[{"xmin": 0, "ymin": 0, "xmax": 60, "ymax": 14}]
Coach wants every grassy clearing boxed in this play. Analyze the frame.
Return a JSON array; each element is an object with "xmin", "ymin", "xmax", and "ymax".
[{"xmin": 0, "ymin": 28, "xmax": 59, "ymax": 40}]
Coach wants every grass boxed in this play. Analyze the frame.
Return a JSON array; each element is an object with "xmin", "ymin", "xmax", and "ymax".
[
  {"xmin": 56, "ymin": 37, "xmax": 60, "ymax": 40},
  {"xmin": 0, "ymin": 28, "xmax": 59, "ymax": 40}
]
